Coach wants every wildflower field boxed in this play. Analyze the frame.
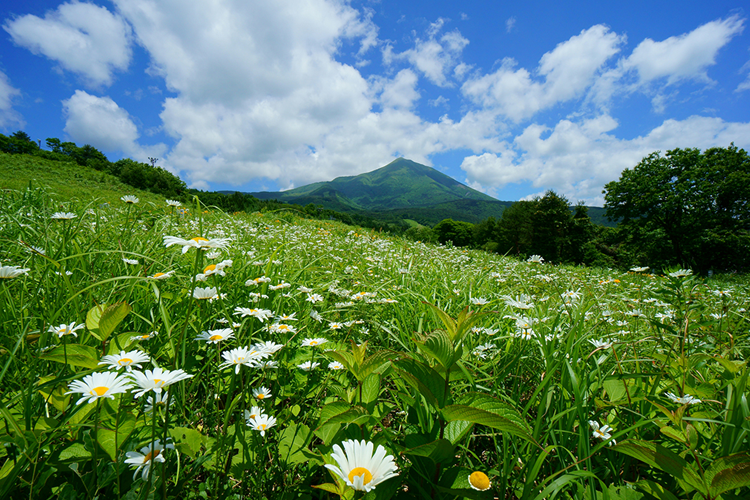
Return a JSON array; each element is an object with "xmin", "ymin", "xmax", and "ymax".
[{"xmin": 1, "ymin": 185, "xmax": 749, "ymax": 500}]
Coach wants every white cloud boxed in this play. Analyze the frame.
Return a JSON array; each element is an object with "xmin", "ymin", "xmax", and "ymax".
[
  {"xmin": 505, "ymin": 17, "xmax": 516, "ymax": 34},
  {"xmin": 0, "ymin": 70, "xmax": 22, "ymax": 128},
  {"xmin": 461, "ymin": 114, "xmax": 750, "ymax": 205},
  {"xmin": 623, "ymin": 15, "xmax": 744, "ymax": 86},
  {"xmin": 3, "ymin": 2, "xmax": 132, "ymax": 88},
  {"xmin": 462, "ymin": 25, "xmax": 624, "ymax": 121},
  {"xmin": 62, "ymin": 90, "xmax": 165, "ymax": 160},
  {"xmin": 390, "ymin": 19, "xmax": 469, "ymax": 87}
]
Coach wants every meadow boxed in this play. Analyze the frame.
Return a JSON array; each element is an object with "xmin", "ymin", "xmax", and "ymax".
[{"xmin": 0, "ymin": 183, "xmax": 748, "ymax": 500}]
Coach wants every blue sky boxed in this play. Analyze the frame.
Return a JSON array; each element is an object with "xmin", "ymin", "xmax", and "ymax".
[{"xmin": 1, "ymin": 0, "xmax": 748, "ymax": 205}]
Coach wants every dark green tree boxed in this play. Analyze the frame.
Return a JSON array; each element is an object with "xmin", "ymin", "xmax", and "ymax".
[
  {"xmin": 603, "ymin": 145, "xmax": 750, "ymax": 273},
  {"xmin": 433, "ymin": 218, "xmax": 475, "ymax": 247}
]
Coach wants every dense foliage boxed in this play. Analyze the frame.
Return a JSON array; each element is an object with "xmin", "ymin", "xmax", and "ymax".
[
  {"xmin": 0, "ymin": 185, "xmax": 748, "ymax": 500},
  {"xmin": 604, "ymin": 145, "xmax": 750, "ymax": 274}
]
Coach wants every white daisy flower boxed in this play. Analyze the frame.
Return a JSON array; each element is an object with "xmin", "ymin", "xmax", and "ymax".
[
  {"xmin": 193, "ymin": 287, "xmax": 218, "ymax": 300},
  {"xmin": 247, "ymin": 414, "xmax": 277, "ymax": 437},
  {"xmin": 148, "ymin": 271, "xmax": 174, "ymax": 280},
  {"xmin": 48, "ymin": 322, "xmax": 85, "ymax": 338},
  {"xmin": 144, "ymin": 392, "xmax": 173, "ymax": 413},
  {"xmin": 163, "ymin": 235, "xmax": 230, "ymax": 254},
  {"xmin": 244, "ymin": 406, "xmax": 265, "ymax": 421},
  {"xmin": 98, "ymin": 350, "xmax": 151, "ymax": 372},
  {"xmin": 301, "ymin": 338, "xmax": 328, "ymax": 347},
  {"xmin": 51, "ymin": 212, "xmax": 77, "ymax": 220},
  {"xmin": 124, "ymin": 439, "xmax": 173, "ymax": 481},
  {"xmin": 252, "ymin": 386, "xmax": 272, "ymax": 401},
  {"xmin": 121, "ymin": 195, "xmax": 139, "ymax": 204},
  {"xmin": 468, "ymin": 471, "xmax": 491, "ymax": 491},
  {"xmin": 166, "ymin": 199, "xmax": 182, "ymax": 207},
  {"xmin": 588, "ymin": 420, "xmax": 616, "ymax": 446},
  {"xmin": 122, "ymin": 258, "xmax": 140, "ymax": 265},
  {"xmin": 129, "ymin": 367, "xmax": 193, "ymax": 398},
  {"xmin": 219, "ymin": 346, "xmax": 266, "ymax": 374},
  {"xmin": 325, "ymin": 439, "xmax": 399, "ymax": 492},
  {"xmin": 196, "ymin": 328, "xmax": 235, "ymax": 344},
  {"xmin": 66, "ymin": 371, "xmax": 134, "ymax": 405},
  {"xmin": 298, "ymin": 361, "xmax": 320, "ymax": 371},
  {"xmin": 665, "ymin": 392, "xmax": 702, "ymax": 405},
  {"xmin": 0, "ymin": 265, "xmax": 30, "ymax": 279}
]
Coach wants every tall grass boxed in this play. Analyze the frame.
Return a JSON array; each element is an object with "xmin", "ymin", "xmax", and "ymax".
[{"xmin": 0, "ymin": 184, "xmax": 748, "ymax": 500}]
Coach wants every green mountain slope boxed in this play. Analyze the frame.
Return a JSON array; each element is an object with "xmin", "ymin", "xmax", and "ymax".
[{"xmin": 250, "ymin": 158, "xmax": 497, "ymax": 210}]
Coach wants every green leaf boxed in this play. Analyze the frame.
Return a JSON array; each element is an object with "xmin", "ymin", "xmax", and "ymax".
[
  {"xmin": 169, "ymin": 426, "xmax": 212, "ymax": 459},
  {"xmin": 403, "ymin": 438, "xmax": 455, "ymax": 465},
  {"xmin": 278, "ymin": 423, "xmax": 318, "ymax": 466},
  {"xmin": 40, "ymin": 344, "xmax": 100, "ymax": 369},
  {"xmin": 98, "ymin": 302, "xmax": 131, "ymax": 341},
  {"xmin": 392, "ymin": 358, "xmax": 446, "ymax": 408},
  {"xmin": 632, "ymin": 479, "xmax": 681, "ymax": 500},
  {"xmin": 458, "ymin": 393, "xmax": 533, "ymax": 434},
  {"xmin": 86, "ymin": 304, "xmax": 106, "ymax": 340},
  {"xmin": 444, "ymin": 420, "xmax": 473, "ymax": 445},
  {"xmin": 96, "ymin": 412, "xmax": 136, "ymax": 461},
  {"xmin": 612, "ymin": 440, "xmax": 706, "ymax": 494},
  {"xmin": 704, "ymin": 452, "xmax": 750, "ymax": 496},
  {"xmin": 361, "ymin": 373, "xmax": 380, "ymax": 405},
  {"xmin": 417, "ymin": 329, "xmax": 456, "ymax": 369},
  {"xmin": 317, "ymin": 402, "xmax": 369, "ymax": 428},
  {"xmin": 441, "ymin": 405, "xmax": 535, "ymax": 444}
]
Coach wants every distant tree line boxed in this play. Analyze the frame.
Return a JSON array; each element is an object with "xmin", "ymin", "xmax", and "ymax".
[
  {"xmin": 411, "ymin": 145, "xmax": 749, "ymax": 273},
  {"xmin": 1, "ymin": 131, "xmax": 187, "ymax": 199}
]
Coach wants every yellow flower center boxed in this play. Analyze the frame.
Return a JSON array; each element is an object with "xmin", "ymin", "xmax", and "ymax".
[
  {"xmin": 256, "ymin": 393, "xmax": 265, "ymax": 399},
  {"xmin": 204, "ymin": 264, "xmax": 216, "ymax": 273},
  {"xmin": 348, "ymin": 467, "xmax": 373, "ymax": 485},
  {"xmin": 143, "ymin": 449, "xmax": 161, "ymax": 463},
  {"xmin": 209, "ymin": 334, "xmax": 223, "ymax": 341},
  {"xmin": 90, "ymin": 386, "xmax": 109, "ymax": 396},
  {"xmin": 237, "ymin": 357, "xmax": 245, "ymax": 362},
  {"xmin": 469, "ymin": 471, "xmax": 490, "ymax": 491},
  {"xmin": 154, "ymin": 379, "xmax": 163, "ymax": 385},
  {"xmin": 259, "ymin": 424, "xmax": 267, "ymax": 430},
  {"xmin": 191, "ymin": 237, "xmax": 209, "ymax": 243},
  {"xmin": 118, "ymin": 358, "xmax": 133, "ymax": 365},
  {"xmin": 309, "ymin": 340, "xmax": 318, "ymax": 345},
  {"xmin": 153, "ymin": 272, "xmax": 165, "ymax": 278}
]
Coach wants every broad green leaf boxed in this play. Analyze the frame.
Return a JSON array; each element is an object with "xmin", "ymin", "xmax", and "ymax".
[
  {"xmin": 169, "ymin": 426, "xmax": 212, "ymax": 459},
  {"xmin": 358, "ymin": 350, "xmax": 393, "ymax": 380},
  {"xmin": 361, "ymin": 373, "xmax": 380, "ymax": 404},
  {"xmin": 632, "ymin": 479, "xmax": 681, "ymax": 500},
  {"xmin": 660, "ymin": 425, "xmax": 687, "ymax": 445},
  {"xmin": 86, "ymin": 304, "xmax": 106, "ymax": 339},
  {"xmin": 37, "ymin": 376, "xmax": 70, "ymax": 412},
  {"xmin": 603, "ymin": 378, "xmax": 628, "ymax": 403},
  {"xmin": 423, "ymin": 302, "xmax": 457, "ymax": 339},
  {"xmin": 317, "ymin": 402, "xmax": 369, "ymax": 428},
  {"xmin": 418, "ymin": 329, "xmax": 456, "ymax": 369},
  {"xmin": 444, "ymin": 419, "xmax": 473, "ymax": 445},
  {"xmin": 278, "ymin": 423, "xmax": 318, "ymax": 466},
  {"xmin": 40, "ymin": 344, "xmax": 100, "ymax": 369},
  {"xmin": 441, "ymin": 405, "xmax": 535, "ymax": 444},
  {"xmin": 403, "ymin": 438, "xmax": 455, "ymax": 465},
  {"xmin": 98, "ymin": 302, "xmax": 131, "ymax": 341},
  {"xmin": 96, "ymin": 412, "xmax": 136, "ymax": 461},
  {"xmin": 458, "ymin": 393, "xmax": 533, "ymax": 434},
  {"xmin": 393, "ymin": 358, "xmax": 446, "ymax": 408},
  {"xmin": 612, "ymin": 440, "xmax": 706, "ymax": 494},
  {"xmin": 704, "ymin": 452, "xmax": 750, "ymax": 496}
]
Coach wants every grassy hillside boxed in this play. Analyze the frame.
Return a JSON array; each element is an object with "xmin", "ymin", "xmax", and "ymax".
[
  {"xmin": 251, "ymin": 158, "xmax": 497, "ymax": 210},
  {"xmin": 0, "ymin": 152, "xmax": 166, "ymax": 206}
]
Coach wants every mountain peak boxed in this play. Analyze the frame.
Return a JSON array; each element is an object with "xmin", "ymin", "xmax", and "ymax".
[{"xmin": 250, "ymin": 158, "xmax": 497, "ymax": 211}]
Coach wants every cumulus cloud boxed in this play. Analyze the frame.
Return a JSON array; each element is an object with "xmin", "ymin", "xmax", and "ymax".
[
  {"xmin": 0, "ymin": 70, "xmax": 22, "ymax": 128},
  {"xmin": 3, "ymin": 1, "xmax": 132, "ymax": 88},
  {"xmin": 591, "ymin": 16, "xmax": 745, "ymax": 109},
  {"xmin": 462, "ymin": 25, "xmax": 624, "ymax": 121},
  {"xmin": 390, "ymin": 18, "xmax": 470, "ymax": 87},
  {"xmin": 461, "ymin": 114, "xmax": 750, "ymax": 205},
  {"xmin": 622, "ymin": 15, "xmax": 744, "ymax": 86},
  {"xmin": 62, "ymin": 90, "xmax": 165, "ymax": 160}
]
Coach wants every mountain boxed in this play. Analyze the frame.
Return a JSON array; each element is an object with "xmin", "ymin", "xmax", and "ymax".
[{"xmin": 249, "ymin": 158, "xmax": 500, "ymax": 212}]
